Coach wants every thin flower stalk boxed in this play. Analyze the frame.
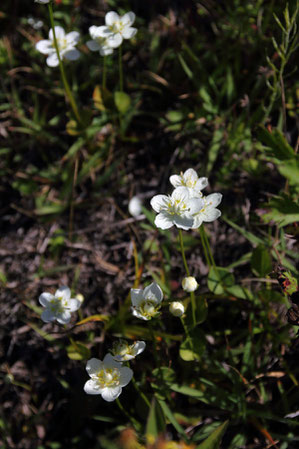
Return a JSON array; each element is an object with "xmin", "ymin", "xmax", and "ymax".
[
  {"xmin": 115, "ymin": 398, "xmax": 140, "ymax": 430},
  {"xmin": 102, "ymin": 55, "xmax": 107, "ymax": 89},
  {"xmin": 178, "ymin": 229, "xmax": 196, "ymax": 326},
  {"xmin": 47, "ymin": 2, "xmax": 82, "ymax": 126},
  {"xmin": 199, "ymin": 226, "xmax": 212, "ymax": 268}
]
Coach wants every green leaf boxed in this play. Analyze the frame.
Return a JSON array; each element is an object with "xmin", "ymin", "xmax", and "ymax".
[
  {"xmin": 114, "ymin": 91, "xmax": 131, "ymax": 114},
  {"xmin": 66, "ymin": 341, "xmax": 91, "ymax": 360},
  {"xmin": 263, "ymin": 194, "xmax": 299, "ymax": 227},
  {"xmin": 258, "ymin": 126, "xmax": 295, "ymax": 160},
  {"xmin": 251, "ymin": 245, "xmax": 272, "ymax": 277},
  {"xmin": 195, "ymin": 421, "xmax": 229, "ymax": 449},
  {"xmin": 75, "ymin": 314, "xmax": 109, "ymax": 326},
  {"xmin": 223, "ymin": 216, "xmax": 264, "ymax": 245},
  {"xmin": 158, "ymin": 399, "xmax": 187, "ymax": 441},
  {"xmin": 207, "ymin": 267, "xmax": 235, "ymax": 295},
  {"xmin": 180, "ymin": 327, "xmax": 206, "ymax": 361},
  {"xmin": 146, "ymin": 397, "xmax": 166, "ymax": 441}
]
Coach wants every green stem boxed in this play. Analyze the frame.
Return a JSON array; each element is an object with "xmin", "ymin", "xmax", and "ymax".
[
  {"xmin": 199, "ymin": 226, "xmax": 211, "ymax": 268},
  {"xmin": 118, "ymin": 46, "xmax": 123, "ymax": 91},
  {"xmin": 178, "ymin": 229, "xmax": 190, "ymax": 276},
  {"xmin": 178, "ymin": 229, "xmax": 196, "ymax": 326},
  {"xmin": 115, "ymin": 397, "xmax": 140, "ymax": 430},
  {"xmin": 102, "ymin": 55, "xmax": 107, "ymax": 90},
  {"xmin": 201, "ymin": 226, "xmax": 216, "ymax": 268},
  {"xmin": 48, "ymin": 3, "xmax": 82, "ymax": 126}
]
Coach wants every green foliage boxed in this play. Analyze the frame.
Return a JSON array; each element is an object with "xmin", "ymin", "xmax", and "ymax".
[{"xmin": 195, "ymin": 421, "xmax": 229, "ymax": 449}]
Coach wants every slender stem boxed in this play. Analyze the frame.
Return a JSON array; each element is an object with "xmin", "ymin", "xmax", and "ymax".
[
  {"xmin": 131, "ymin": 376, "xmax": 151, "ymax": 408},
  {"xmin": 48, "ymin": 3, "xmax": 82, "ymax": 125},
  {"xmin": 199, "ymin": 226, "xmax": 211, "ymax": 268},
  {"xmin": 178, "ymin": 229, "xmax": 190, "ymax": 276},
  {"xmin": 178, "ymin": 229, "xmax": 196, "ymax": 326},
  {"xmin": 115, "ymin": 397, "xmax": 139, "ymax": 430},
  {"xmin": 102, "ymin": 55, "xmax": 107, "ymax": 90},
  {"xmin": 201, "ymin": 226, "xmax": 216, "ymax": 269},
  {"xmin": 118, "ymin": 46, "xmax": 123, "ymax": 91},
  {"xmin": 68, "ymin": 153, "xmax": 79, "ymax": 240}
]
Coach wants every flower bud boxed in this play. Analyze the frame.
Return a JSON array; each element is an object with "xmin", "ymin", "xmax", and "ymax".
[
  {"xmin": 182, "ymin": 276, "xmax": 198, "ymax": 293},
  {"xmin": 169, "ymin": 301, "xmax": 185, "ymax": 317},
  {"xmin": 128, "ymin": 196, "xmax": 142, "ymax": 217}
]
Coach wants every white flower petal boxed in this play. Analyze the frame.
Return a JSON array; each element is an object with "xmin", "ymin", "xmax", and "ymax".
[
  {"xmin": 119, "ymin": 366, "xmax": 133, "ymax": 387},
  {"xmin": 188, "ymin": 197, "xmax": 205, "ymax": 214},
  {"xmin": 105, "ymin": 11, "xmax": 120, "ymax": 26},
  {"xmin": 100, "ymin": 46, "xmax": 114, "ymax": 56},
  {"xmin": 86, "ymin": 40, "xmax": 101, "ymax": 51},
  {"xmin": 35, "ymin": 39, "xmax": 53, "ymax": 54},
  {"xmin": 66, "ymin": 31, "xmax": 80, "ymax": 45},
  {"xmin": 122, "ymin": 27, "xmax": 137, "ymax": 39},
  {"xmin": 49, "ymin": 26, "xmax": 65, "ymax": 41},
  {"xmin": 103, "ymin": 353, "xmax": 121, "ymax": 369},
  {"xmin": 150, "ymin": 194, "xmax": 168, "ymax": 213},
  {"xmin": 68, "ymin": 298, "xmax": 81, "ymax": 312},
  {"xmin": 169, "ymin": 174, "xmax": 182, "ymax": 188},
  {"xmin": 121, "ymin": 12, "xmax": 136, "ymax": 27},
  {"xmin": 196, "ymin": 177, "xmax": 209, "ymax": 191},
  {"xmin": 46, "ymin": 53, "xmax": 59, "ymax": 67},
  {"xmin": 202, "ymin": 207, "xmax": 221, "ymax": 222},
  {"xmin": 155, "ymin": 213, "xmax": 173, "ymax": 230},
  {"xmin": 96, "ymin": 26, "xmax": 111, "ymax": 38},
  {"xmin": 144, "ymin": 283, "xmax": 163, "ymax": 303},
  {"xmin": 106, "ymin": 33, "xmax": 123, "ymax": 48},
  {"xmin": 173, "ymin": 215, "xmax": 194, "ymax": 230},
  {"xmin": 86, "ymin": 358, "xmax": 103, "ymax": 376},
  {"xmin": 192, "ymin": 215, "xmax": 203, "ymax": 228},
  {"xmin": 134, "ymin": 341, "xmax": 146, "ymax": 356},
  {"xmin": 205, "ymin": 193, "xmax": 223, "ymax": 208},
  {"xmin": 41, "ymin": 308, "xmax": 55, "ymax": 323},
  {"xmin": 184, "ymin": 168, "xmax": 198, "ymax": 182},
  {"xmin": 64, "ymin": 49, "xmax": 80, "ymax": 61},
  {"xmin": 130, "ymin": 289, "xmax": 144, "ymax": 307},
  {"xmin": 55, "ymin": 286, "xmax": 70, "ymax": 301},
  {"xmin": 39, "ymin": 292, "xmax": 54, "ymax": 307},
  {"xmin": 57, "ymin": 311, "xmax": 71, "ymax": 324},
  {"xmin": 84, "ymin": 379, "xmax": 102, "ymax": 395},
  {"xmin": 132, "ymin": 308, "xmax": 150, "ymax": 320},
  {"xmin": 171, "ymin": 186, "xmax": 190, "ymax": 203},
  {"xmin": 101, "ymin": 386, "xmax": 122, "ymax": 402}
]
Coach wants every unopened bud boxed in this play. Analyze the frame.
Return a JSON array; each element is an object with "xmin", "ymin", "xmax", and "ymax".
[
  {"xmin": 169, "ymin": 301, "xmax": 185, "ymax": 317},
  {"xmin": 182, "ymin": 276, "xmax": 198, "ymax": 293}
]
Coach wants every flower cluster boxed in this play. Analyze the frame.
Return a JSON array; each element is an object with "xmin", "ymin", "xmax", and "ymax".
[
  {"xmin": 150, "ymin": 168, "xmax": 222, "ymax": 231},
  {"xmin": 35, "ymin": 11, "xmax": 137, "ymax": 66}
]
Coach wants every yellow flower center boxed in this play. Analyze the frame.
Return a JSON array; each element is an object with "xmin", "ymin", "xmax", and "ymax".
[
  {"xmin": 139, "ymin": 300, "xmax": 159, "ymax": 318},
  {"xmin": 96, "ymin": 368, "xmax": 120, "ymax": 388}
]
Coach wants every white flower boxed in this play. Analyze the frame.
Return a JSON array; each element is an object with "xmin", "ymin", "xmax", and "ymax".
[
  {"xmin": 150, "ymin": 186, "xmax": 204, "ymax": 230},
  {"xmin": 35, "ymin": 26, "xmax": 80, "ymax": 67},
  {"xmin": 170, "ymin": 168, "xmax": 208, "ymax": 198},
  {"xmin": 39, "ymin": 286, "xmax": 81, "ymax": 324},
  {"xmin": 35, "ymin": 0, "xmax": 50, "ymax": 3},
  {"xmin": 96, "ymin": 11, "xmax": 137, "ymax": 49},
  {"xmin": 131, "ymin": 282, "xmax": 163, "ymax": 320},
  {"xmin": 84, "ymin": 354, "xmax": 133, "ymax": 402},
  {"xmin": 112, "ymin": 340, "xmax": 146, "ymax": 361},
  {"xmin": 182, "ymin": 276, "xmax": 199, "ymax": 293},
  {"xmin": 192, "ymin": 193, "xmax": 222, "ymax": 228},
  {"xmin": 128, "ymin": 196, "xmax": 142, "ymax": 217},
  {"xmin": 86, "ymin": 26, "xmax": 114, "ymax": 56},
  {"xmin": 169, "ymin": 301, "xmax": 185, "ymax": 317}
]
